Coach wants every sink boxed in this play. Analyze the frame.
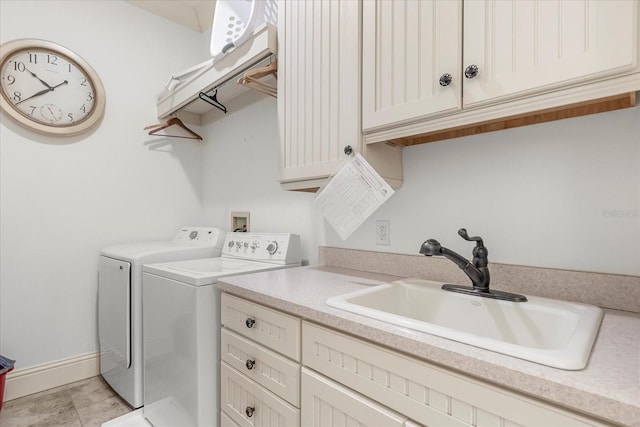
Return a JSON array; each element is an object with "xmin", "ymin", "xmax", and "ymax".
[{"xmin": 326, "ymin": 279, "xmax": 603, "ymax": 370}]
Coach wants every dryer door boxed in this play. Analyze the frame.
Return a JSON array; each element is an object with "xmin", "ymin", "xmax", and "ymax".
[{"xmin": 98, "ymin": 256, "xmax": 132, "ymax": 374}]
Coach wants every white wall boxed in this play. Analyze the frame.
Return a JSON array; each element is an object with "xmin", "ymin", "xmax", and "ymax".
[
  {"xmin": 198, "ymin": 97, "xmax": 639, "ymax": 277},
  {"xmin": 325, "ymin": 104, "xmax": 640, "ymax": 276},
  {"xmin": 0, "ymin": 1, "xmax": 210, "ymax": 368},
  {"xmin": 200, "ymin": 98, "xmax": 324, "ymax": 264}
]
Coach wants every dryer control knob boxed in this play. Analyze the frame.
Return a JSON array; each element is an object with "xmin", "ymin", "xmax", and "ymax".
[{"xmin": 266, "ymin": 241, "xmax": 278, "ymax": 255}]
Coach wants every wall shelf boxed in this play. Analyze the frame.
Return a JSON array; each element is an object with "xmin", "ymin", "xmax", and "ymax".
[{"xmin": 157, "ymin": 23, "xmax": 277, "ymax": 123}]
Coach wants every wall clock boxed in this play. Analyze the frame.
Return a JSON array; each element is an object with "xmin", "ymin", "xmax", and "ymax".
[{"xmin": 0, "ymin": 39, "xmax": 106, "ymax": 136}]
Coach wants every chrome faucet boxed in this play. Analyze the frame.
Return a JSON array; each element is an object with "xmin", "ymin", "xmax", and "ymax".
[{"xmin": 420, "ymin": 228, "xmax": 527, "ymax": 302}]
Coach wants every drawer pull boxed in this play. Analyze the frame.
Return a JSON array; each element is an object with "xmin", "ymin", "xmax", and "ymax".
[
  {"xmin": 245, "ymin": 406, "xmax": 255, "ymax": 417},
  {"xmin": 245, "ymin": 318, "xmax": 255, "ymax": 328},
  {"xmin": 245, "ymin": 359, "xmax": 255, "ymax": 370}
]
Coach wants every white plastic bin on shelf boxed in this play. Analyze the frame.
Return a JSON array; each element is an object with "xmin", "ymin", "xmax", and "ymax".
[{"xmin": 210, "ymin": 0, "xmax": 277, "ymax": 60}]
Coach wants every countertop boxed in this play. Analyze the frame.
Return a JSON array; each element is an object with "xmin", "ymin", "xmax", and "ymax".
[{"xmin": 217, "ymin": 265, "xmax": 640, "ymax": 427}]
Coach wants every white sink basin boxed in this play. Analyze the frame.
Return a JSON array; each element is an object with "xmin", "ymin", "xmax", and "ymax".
[{"xmin": 326, "ymin": 279, "xmax": 603, "ymax": 370}]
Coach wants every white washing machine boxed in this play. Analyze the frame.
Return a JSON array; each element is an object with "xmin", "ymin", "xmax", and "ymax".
[
  {"xmin": 98, "ymin": 226, "xmax": 225, "ymax": 409},
  {"xmin": 140, "ymin": 232, "xmax": 301, "ymax": 427}
]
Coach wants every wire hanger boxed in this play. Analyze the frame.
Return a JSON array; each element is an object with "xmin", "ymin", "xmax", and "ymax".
[
  {"xmin": 238, "ymin": 59, "xmax": 277, "ymax": 98},
  {"xmin": 145, "ymin": 117, "xmax": 203, "ymax": 141}
]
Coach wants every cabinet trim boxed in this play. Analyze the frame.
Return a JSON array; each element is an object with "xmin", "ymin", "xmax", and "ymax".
[
  {"xmin": 363, "ymin": 74, "xmax": 640, "ymax": 144},
  {"xmin": 391, "ymin": 92, "xmax": 636, "ymax": 146}
]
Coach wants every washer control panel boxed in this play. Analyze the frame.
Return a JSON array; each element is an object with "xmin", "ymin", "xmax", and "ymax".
[
  {"xmin": 172, "ymin": 227, "xmax": 225, "ymax": 247},
  {"xmin": 222, "ymin": 232, "xmax": 302, "ymax": 265}
]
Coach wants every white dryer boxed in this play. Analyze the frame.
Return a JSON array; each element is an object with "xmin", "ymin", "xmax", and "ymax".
[
  {"xmin": 98, "ymin": 226, "xmax": 225, "ymax": 409},
  {"xmin": 140, "ymin": 232, "xmax": 301, "ymax": 427}
]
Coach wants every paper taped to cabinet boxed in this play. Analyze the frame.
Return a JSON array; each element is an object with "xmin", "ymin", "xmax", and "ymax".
[{"xmin": 314, "ymin": 153, "xmax": 394, "ymax": 240}]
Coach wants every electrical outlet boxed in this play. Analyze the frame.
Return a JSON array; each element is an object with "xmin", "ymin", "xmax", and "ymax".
[{"xmin": 376, "ymin": 220, "xmax": 390, "ymax": 245}]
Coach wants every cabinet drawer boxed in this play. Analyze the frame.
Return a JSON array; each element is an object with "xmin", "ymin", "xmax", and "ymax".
[
  {"xmin": 221, "ymin": 327, "xmax": 300, "ymax": 406},
  {"xmin": 302, "ymin": 322, "xmax": 607, "ymax": 427},
  {"xmin": 301, "ymin": 367, "xmax": 407, "ymax": 427},
  {"xmin": 221, "ymin": 410, "xmax": 240, "ymax": 427},
  {"xmin": 221, "ymin": 293, "xmax": 301, "ymax": 361},
  {"xmin": 221, "ymin": 361, "xmax": 299, "ymax": 427}
]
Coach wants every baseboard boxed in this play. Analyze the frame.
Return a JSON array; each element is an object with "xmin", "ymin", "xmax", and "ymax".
[{"xmin": 2, "ymin": 352, "xmax": 99, "ymax": 402}]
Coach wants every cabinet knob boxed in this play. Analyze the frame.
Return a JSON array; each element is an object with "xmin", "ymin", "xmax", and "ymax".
[
  {"xmin": 438, "ymin": 73, "xmax": 452, "ymax": 87},
  {"xmin": 464, "ymin": 65, "xmax": 479, "ymax": 79},
  {"xmin": 245, "ymin": 318, "xmax": 255, "ymax": 328},
  {"xmin": 245, "ymin": 406, "xmax": 255, "ymax": 417},
  {"xmin": 245, "ymin": 359, "xmax": 255, "ymax": 370},
  {"xmin": 343, "ymin": 145, "xmax": 353, "ymax": 156}
]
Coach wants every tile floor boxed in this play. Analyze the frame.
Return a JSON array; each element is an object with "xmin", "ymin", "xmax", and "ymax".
[{"xmin": 0, "ymin": 376, "xmax": 132, "ymax": 427}]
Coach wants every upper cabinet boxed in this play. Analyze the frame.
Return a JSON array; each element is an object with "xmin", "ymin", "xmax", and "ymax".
[
  {"xmin": 361, "ymin": 0, "xmax": 462, "ymax": 130},
  {"xmin": 278, "ymin": 0, "xmax": 403, "ymax": 192},
  {"xmin": 362, "ymin": 0, "xmax": 640, "ymax": 144},
  {"xmin": 463, "ymin": 0, "xmax": 639, "ymax": 107}
]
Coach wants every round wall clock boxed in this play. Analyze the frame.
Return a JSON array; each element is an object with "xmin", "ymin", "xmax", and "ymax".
[{"xmin": 0, "ymin": 39, "xmax": 106, "ymax": 136}]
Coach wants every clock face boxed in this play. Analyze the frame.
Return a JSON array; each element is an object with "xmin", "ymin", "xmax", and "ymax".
[{"xmin": 0, "ymin": 39, "xmax": 105, "ymax": 136}]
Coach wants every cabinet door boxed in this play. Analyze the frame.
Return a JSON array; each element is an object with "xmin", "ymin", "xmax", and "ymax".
[
  {"xmin": 301, "ymin": 368, "xmax": 407, "ymax": 427},
  {"xmin": 303, "ymin": 322, "xmax": 608, "ymax": 427},
  {"xmin": 221, "ymin": 328, "xmax": 300, "ymax": 406},
  {"xmin": 362, "ymin": 0, "xmax": 462, "ymax": 132},
  {"xmin": 221, "ymin": 362, "xmax": 299, "ymax": 427},
  {"xmin": 463, "ymin": 0, "xmax": 639, "ymax": 107},
  {"xmin": 221, "ymin": 293, "xmax": 301, "ymax": 361},
  {"xmin": 278, "ymin": 0, "xmax": 361, "ymax": 185}
]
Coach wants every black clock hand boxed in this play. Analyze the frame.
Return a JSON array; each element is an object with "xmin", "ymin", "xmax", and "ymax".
[
  {"xmin": 25, "ymin": 68, "xmax": 53, "ymax": 89},
  {"xmin": 16, "ymin": 80, "xmax": 68, "ymax": 105}
]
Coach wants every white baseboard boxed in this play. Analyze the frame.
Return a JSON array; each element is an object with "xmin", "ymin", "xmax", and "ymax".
[{"xmin": 2, "ymin": 352, "xmax": 99, "ymax": 402}]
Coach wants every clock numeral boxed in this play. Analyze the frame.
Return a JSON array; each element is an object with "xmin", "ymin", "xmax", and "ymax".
[
  {"xmin": 29, "ymin": 106, "xmax": 36, "ymax": 116},
  {"xmin": 80, "ymin": 104, "xmax": 87, "ymax": 114},
  {"xmin": 47, "ymin": 54, "xmax": 58, "ymax": 66},
  {"xmin": 6, "ymin": 75, "xmax": 16, "ymax": 85},
  {"xmin": 12, "ymin": 91, "xmax": 22, "ymax": 102},
  {"xmin": 68, "ymin": 63, "xmax": 72, "ymax": 73},
  {"xmin": 80, "ymin": 78, "xmax": 87, "ymax": 87},
  {"xmin": 67, "ymin": 113, "xmax": 74, "ymax": 122},
  {"xmin": 13, "ymin": 61, "xmax": 25, "ymax": 72},
  {"xmin": 29, "ymin": 53, "xmax": 38, "ymax": 64},
  {"xmin": 86, "ymin": 92, "xmax": 93, "ymax": 102}
]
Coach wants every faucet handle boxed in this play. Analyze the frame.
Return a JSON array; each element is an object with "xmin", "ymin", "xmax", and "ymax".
[
  {"xmin": 458, "ymin": 228, "xmax": 484, "ymax": 247},
  {"xmin": 459, "ymin": 228, "xmax": 489, "ymax": 267}
]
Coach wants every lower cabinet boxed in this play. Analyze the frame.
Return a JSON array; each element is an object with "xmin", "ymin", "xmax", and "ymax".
[
  {"xmin": 220, "ymin": 293, "xmax": 302, "ymax": 426},
  {"xmin": 301, "ymin": 368, "xmax": 407, "ymax": 427},
  {"xmin": 302, "ymin": 322, "xmax": 609, "ymax": 427},
  {"xmin": 220, "ymin": 362, "xmax": 299, "ymax": 427},
  {"xmin": 221, "ymin": 293, "xmax": 609, "ymax": 427}
]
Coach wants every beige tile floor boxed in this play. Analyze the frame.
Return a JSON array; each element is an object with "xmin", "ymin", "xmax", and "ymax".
[{"xmin": 0, "ymin": 376, "xmax": 132, "ymax": 427}]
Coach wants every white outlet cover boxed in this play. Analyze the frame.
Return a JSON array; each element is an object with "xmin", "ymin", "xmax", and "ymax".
[{"xmin": 376, "ymin": 220, "xmax": 390, "ymax": 245}]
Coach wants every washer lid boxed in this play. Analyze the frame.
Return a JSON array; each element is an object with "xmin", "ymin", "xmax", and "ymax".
[
  {"xmin": 143, "ymin": 257, "xmax": 296, "ymax": 286},
  {"xmin": 100, "ymin": 227, "xmax": 226, "ymax": 265},
  {"xmin": 101, "ymin": 243, "xmax": 222, "ymax": 266}
]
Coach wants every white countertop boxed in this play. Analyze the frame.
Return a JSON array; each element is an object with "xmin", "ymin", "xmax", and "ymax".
[{"xmin": 217, "ymin": 265, "xmax": 640, "ymax": 426}]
